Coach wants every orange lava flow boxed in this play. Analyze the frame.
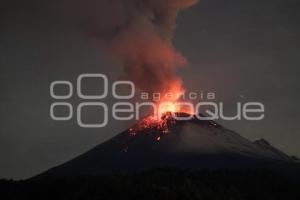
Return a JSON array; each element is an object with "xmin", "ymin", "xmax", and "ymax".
[
  {"xmin": 129, "ymin": 101, "xmax": 195, "ymax": 136},
  {"xmin": 129, "ymin": 84, "xmax": 195, "ymax": 136},
  {"xmin": 129, "ymin": 112, "xmax": 177, "ymax": 136}
]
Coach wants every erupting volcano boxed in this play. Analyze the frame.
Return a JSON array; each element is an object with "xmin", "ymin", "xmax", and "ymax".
[
  {"xmin": 37, "ymin": 112, "xmax": 300, "ymax": 178},
  {"xmin": 35, "ymin": 0, "xmax": 300, "ymax": 179}
]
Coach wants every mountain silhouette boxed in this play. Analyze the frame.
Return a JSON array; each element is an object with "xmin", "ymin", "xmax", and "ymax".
[{"xmin": 36, "ymin": 113, "xmax": 300, "ymax": 178}]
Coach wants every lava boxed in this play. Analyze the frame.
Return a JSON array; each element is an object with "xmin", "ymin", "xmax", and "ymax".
[
  {"xmin": 129, "ymin": 112, "xmax": 176, "ymax": 136},
  {"xmin": 129, "ymin": 110, "xmax": 195, "ymax": 137},
  {"xmin": 129, "ymin": 97, "xmax": 196, "ymax": 136}
]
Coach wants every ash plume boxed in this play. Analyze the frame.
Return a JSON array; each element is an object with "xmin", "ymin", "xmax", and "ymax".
[{"xmin": 84, "ymin": 0, "xmax": 198, "ymax": 101}]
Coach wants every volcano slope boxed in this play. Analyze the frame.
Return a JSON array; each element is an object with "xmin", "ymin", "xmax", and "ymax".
[
  {"xmin": 2, "ymin": 113, "xmax": 300, "ymax": 200},
  {"xmin": 36, "ymin": 113, "xmax": 300, "ymax": 178}
]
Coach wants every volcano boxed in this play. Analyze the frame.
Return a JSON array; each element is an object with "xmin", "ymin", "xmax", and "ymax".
[{"xmin": 37, "ymin": 113, "xmax": 299, "ymax": 178}]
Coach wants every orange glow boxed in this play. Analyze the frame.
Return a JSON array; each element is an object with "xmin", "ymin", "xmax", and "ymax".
[
  {"xmin": 157, "ymin": 100, "xmax": 195, "ymax": 119},
  {"xmin": 128, "ymin": 82, "xmax": 196, "ymax": 137},
  {"xmin": 129, "ymin": 112, "xmax": 177, "ymax": 136},
  {"xmin": 158, "ymin": 102, "xmax": 178, "ymax": 117},
  {"xmin": 129, "ymin": 100, "xmax": 195, "ymax": 139}
]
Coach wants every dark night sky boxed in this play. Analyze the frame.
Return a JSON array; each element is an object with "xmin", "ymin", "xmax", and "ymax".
[{"xmin": 0, "ymin": 0, "xmax": 300, "ymax": 179}]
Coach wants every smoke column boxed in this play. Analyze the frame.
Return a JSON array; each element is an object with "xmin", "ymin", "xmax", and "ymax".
[{"xmin": 84, "ymin": 0, "xmax": 198, "ymax": 102}]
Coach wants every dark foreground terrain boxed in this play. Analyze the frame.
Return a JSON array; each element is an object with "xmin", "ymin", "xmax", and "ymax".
[{"xmin": 1, "ymin": 169, "xmax": 300, "ymax": 200}]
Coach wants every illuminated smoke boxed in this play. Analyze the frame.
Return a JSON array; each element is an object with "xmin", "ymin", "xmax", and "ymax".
[{"xmin": 84, "ymin": 0, "xmax": 198, "ymax": 102}]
